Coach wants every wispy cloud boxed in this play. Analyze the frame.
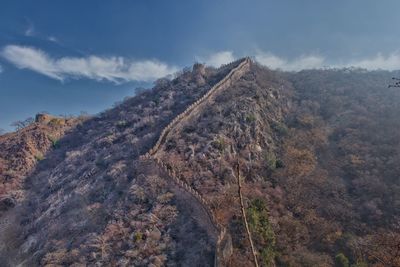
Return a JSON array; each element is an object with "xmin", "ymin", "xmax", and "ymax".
[
  {"xmin": 0, "ymin": 64, "xmax": 3, "ymax": 73},
  {"xmin": 23, "ymin": 19, "xmax": 60, "ymax": 44},
  {"xmin": 1, "ymin": 45, "xmax": 178, "ymax": 83},
  {"xmin": 255, "ymin": 51, "xmax": 325, "ymax": 71},
  {"xmin": 255, "ymin": 50, "xmax": 400, "ymax": 71},
  {"xmin": 196, "ymin": 51, "xmax": 235, "ymax": 67},
  {"xmin": 47, "ymin": 36, "xmax": 58, "ymax": 43},
  {"xmin": 202, "ymin": 50, "xmax": 400, "ymax": 71},
  {"xmin": 199, "ymin": 50, "xmax": 325, "ymax": 70},
  {"xmin": 24, "ymin": 22, "xmax": 35, "ymax": 37},
  {"xmin": 342, "ymin": 52, "xmax": 400, "ymax": 71}
]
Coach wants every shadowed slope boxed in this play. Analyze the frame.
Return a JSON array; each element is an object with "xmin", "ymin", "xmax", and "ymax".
[
  {"xmin": 1, "ymin": 61, "xmax": 400, "ymax": 267},
  {"xmin": 0, "ymin": 62, "xmax": 242, "ymax": 266},
  {"xmin": 0, "ymin": 114, "xmax": 82, "ymax": 214}
]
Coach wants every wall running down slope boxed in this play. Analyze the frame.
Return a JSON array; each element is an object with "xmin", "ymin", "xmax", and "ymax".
[
  {"xmin": 147, "ymin": 57, "xmax": 251, "ymax": 157},
  {"xmin": 140, "ymin": 57, "xmax": 251, "ymax": 266}
]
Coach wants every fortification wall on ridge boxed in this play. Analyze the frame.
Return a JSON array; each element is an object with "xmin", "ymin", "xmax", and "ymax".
[{"xmin": 139, "ymin": 58, "xmax": 251, "ymax": 266}]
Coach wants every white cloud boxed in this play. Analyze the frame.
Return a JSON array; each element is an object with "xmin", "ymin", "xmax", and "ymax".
[
  {"xmin": 1, "ymin": 45, "xmax": 178, "ymax": 83},
  {"xmin": 23, "ymin": 20, "xmax": 60, "ymax": 44},
  {"xmin": 341, "ymin": 52, "xmax": 400, "ymax": 71},
  {"xmin": 3, "ymin": 45, "xmax": 62, "ymax": 79},
  {"xmin": 197, "ymin": 51, "xmax": 235, "ymax": 67},
  {"xmin": 199, "ymin": 50, "xmax": 326, "ymax": 70},
  {"xmin": 25, "ymin": 24, "xmax": 35, "ymax": 37},
  {"xmin": 255, "ymin": 51, "xmax": 325, "ymax": 71},
  {"xmin": 47, "ymin": 36, "xmax": 58, "ymax": 43},
  {"xmin": 200, "ymin": 49, "xmax": 400, "ymax": 72},
  {"xmin": 255, "ymin": 50, "xmax": 400, "ymax": 71}
]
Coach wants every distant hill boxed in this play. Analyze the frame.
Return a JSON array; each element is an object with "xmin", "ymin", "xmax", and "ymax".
[{"xmin": 1, "ymin": 59, "xmax": 399, "ymax": 267}]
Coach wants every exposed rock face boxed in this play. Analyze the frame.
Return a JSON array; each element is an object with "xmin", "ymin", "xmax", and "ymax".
[{"xmin": 35, "ymin": 113, "xmax": 53, "ymax": 124}]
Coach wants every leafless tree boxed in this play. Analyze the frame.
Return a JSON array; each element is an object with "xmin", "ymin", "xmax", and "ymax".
[{"xmin": 10, "ymin": 117, "xmax": 34, "ymax": 131}]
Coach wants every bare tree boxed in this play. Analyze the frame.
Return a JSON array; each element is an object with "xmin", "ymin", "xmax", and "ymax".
[
  {"xmin": 89, "ymin": 235, "xmax": 111, "ymax": 262},
  {"xmin": 10, "ymin": 117, "xmax": 34, "ymax": 131}
]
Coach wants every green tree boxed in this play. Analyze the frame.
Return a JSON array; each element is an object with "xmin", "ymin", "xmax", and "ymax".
[
  {"xmin": 247, "ymin": 199, "xmax": 276, "ymax": 266},
  {"xmin": 335, "ymin": 253, "xmax": 349, "ymax": 267}
]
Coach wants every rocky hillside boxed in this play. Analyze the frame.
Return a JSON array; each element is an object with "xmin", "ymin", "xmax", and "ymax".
[
  {"xmin": 1, "ymin": 59, "xmax": 400, "ymax": 267},
  {"xmin": 0, "ymin": 114, "xmax": 82, "ymax": 214}
]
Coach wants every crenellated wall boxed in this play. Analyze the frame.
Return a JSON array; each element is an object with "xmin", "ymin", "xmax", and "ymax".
[
  {"xmin": 145, "ymin": 57, "xmax": 251, "ymax": 158},
  {"xmin": 139, "ymin": 57, "xmax": 251, "ymax": 266}
]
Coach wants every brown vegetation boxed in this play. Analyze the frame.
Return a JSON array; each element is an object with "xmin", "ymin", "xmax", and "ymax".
[
  {"xmin": 1, "ymin": 60, "xmax": 400, "ymax": 266},
  {"xmin": 0, "ymin": 114, "xmax": 81, "ymax": 214},
  {"xmin": 0, "ymin": 61, "xmax": 240, "ymax": 266}
]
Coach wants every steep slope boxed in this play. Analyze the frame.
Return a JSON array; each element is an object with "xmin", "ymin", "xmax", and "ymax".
[
  {"xmin": 0, "ymin": 114, "xmax": 81, "ymax": 214},
  {"xmin": 154, "ymin": 61, "xmax": 294, "ymax": 266},
  {"xmin": 154, "ymin": 65, "xmax": 400, "ymax": 266},
  {"xmin": 142, "ymin": 58, "xmax": 253, "ymax": 266},
  {"xmin": 1, "ymin": 59, "xmax": 400, "ymax": 267},
  {"xmin": 0, "ymin": 60, "xmax": 246, "ymax": 266},
  {"xmin": 277, "ymin": 69, "xmax": 400, "ymax": 266}
]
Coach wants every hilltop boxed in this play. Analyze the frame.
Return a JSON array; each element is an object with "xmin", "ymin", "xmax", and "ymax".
[{"xmin": 1, "ymin": 59, "xmax": 400, "ymax": 267}]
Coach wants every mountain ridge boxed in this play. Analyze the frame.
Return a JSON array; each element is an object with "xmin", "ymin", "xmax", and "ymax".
[
  {"xmin": 142, "ymin": 57, "xmax": 252, "ymax": 266},
  {"xmin": 1, "ymin": 59, "xmax": 400, "ymax": 266}
]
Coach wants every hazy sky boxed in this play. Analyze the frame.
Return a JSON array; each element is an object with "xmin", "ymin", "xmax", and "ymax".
[{"xmin": 1, "ymin": 0, "xmax": 400, "ymax": 130}]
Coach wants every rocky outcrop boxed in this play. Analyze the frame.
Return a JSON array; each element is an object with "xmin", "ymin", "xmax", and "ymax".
[{"xmin": 35, "ymin": 113, "xmax": 53, "ymax": 124}]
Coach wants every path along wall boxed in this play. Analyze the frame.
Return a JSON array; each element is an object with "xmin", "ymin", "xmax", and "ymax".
[{"xmin": 139, "ymin": 58, "xmax": 252, "ymax": 266}]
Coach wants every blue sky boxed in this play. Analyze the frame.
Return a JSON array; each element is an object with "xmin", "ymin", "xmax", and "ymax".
[{"xmin": 1, "ymin": 0, "xmax": 400, "ymax": 131}]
